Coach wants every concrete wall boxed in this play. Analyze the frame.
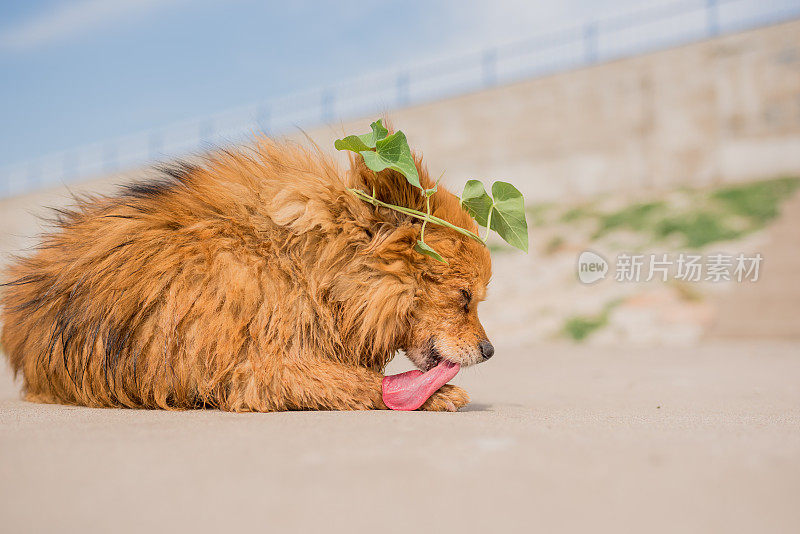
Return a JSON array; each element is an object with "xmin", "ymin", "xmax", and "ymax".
[{"xmin": 305, "ymin": 20, "xmax": 800, "ymax": 201}]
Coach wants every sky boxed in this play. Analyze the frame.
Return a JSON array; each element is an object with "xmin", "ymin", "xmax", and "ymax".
[{"xmin": 0, "ymin": 0, "xmax": 796, "ymax": 166}]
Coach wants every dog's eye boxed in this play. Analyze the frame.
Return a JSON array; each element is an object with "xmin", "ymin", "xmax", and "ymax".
[{"xmin": 460, "ymin": 289, "xmax": 472, "ymax": 313}]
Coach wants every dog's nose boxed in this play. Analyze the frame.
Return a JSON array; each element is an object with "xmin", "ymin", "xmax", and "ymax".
[{"xmin": 479, "ymin": 340, "xmax": 494, "ymax": 360}]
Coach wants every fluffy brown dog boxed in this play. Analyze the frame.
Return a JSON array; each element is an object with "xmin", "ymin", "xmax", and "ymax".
[{"xmin": 0, "ymin": 133, "xmax": 493, "ymax": 412}]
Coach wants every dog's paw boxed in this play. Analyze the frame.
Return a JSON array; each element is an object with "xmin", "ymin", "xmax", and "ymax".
[{"xmin": 419, "ymin": 385, "xmax": 470, "ymax": 412}]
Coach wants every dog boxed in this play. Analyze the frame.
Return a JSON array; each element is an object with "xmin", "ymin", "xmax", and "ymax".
[{"xmin": 0, "ymin": 131, "xmax": 493, "ymax": 411}]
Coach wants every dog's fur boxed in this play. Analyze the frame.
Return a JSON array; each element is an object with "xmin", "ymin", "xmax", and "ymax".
[{"xmin": 0, "ymin": 132, "xmax": 492, "ymax": 412}]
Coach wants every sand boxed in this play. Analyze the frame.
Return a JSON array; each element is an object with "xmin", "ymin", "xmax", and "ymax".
[
  {"xmin": 1, "ymin": 174, "xmax": 799, "ymax": 533},
  {"xmin": 1, "ymin": 340, "xmax": 798, "ymax": 534}
]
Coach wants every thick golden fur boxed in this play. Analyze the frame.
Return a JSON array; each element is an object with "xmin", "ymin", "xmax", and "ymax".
[{"xmin": 0, "ymin": 133, "xmax": 492, "ymax": 412}]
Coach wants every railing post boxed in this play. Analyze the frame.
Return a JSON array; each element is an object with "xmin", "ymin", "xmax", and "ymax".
[
  {"xmin": 396, "ymin": 72, "xmax": 409, "ymax": 107},
  {"xmin": 706, "ymin": 0, "xmax": 719, "ymax": 37},
  {"xmin": 583, "ymin": 22, "xmax": 598, "ymax": 64},
  {"xmin": 257, "ymin": 105, "xmax": 271, "ymax": 134},
  {"xmin": 482, "ymin": 48, "xmax": 497, "ymax": 87},
  {"xmin": 321, "ymin": 89, "xmax": 334, "ymax": 123}
]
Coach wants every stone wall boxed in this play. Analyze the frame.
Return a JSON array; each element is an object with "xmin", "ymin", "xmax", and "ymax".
[{"xmin": 304, "ymin": 20, "xmax": 800, "ymax": 201}]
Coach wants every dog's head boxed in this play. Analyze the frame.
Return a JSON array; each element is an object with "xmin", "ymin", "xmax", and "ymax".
[
  {"xmin": 346, "ymin": 130, "xmax": 493, "ymax": 371},
  {"xmin": 404, "ymin": 233, "xmax": 493, "ymax": 371}
]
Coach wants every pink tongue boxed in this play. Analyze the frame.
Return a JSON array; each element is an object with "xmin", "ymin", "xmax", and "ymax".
[{"xmin": 382, "ymin": 360, "xmax": 460, "ymax": 411}]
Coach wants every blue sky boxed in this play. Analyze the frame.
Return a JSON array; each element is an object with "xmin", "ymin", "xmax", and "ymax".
[{"xmin": 0, "ymin": 0, "xmax": 796, "ymax": 166}]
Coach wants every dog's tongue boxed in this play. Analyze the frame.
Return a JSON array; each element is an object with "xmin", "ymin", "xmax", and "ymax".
[{"xmin": 382, "ymin": 360, "xmax": 460, "ymax": 411}]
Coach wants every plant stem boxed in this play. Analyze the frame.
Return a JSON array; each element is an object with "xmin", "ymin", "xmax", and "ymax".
[
  {"xmin": 348, "ymin": 188, "xmax": 484, "ymax": 245},
  {"xmin": 483, "ymin": 206, "xmax": 493, "ymax": 243},
  {"xmin": 420, "ymin": 194, "xmax": 431, "ymax": 241}
]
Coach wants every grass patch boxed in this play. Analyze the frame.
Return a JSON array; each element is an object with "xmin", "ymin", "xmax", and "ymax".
[
  {"xmin": 653, "ymin": 212, "xmax": 745, "ymax": 248},
  {"xmin": 711, "ymin": 177, "xmax": 800, "ymax": 225},
  {"xmin": 563, "ymin": 315, "xmax": 608, "ymax": 342},
  {"xmin": 560, "ymin": 205, "xmax": 595, "ymax": 223},
  {"xmin": 582, "ymin": 177, "xmax": 799, "ymax": 249},
  {"xmin": 593, "ymin": 201, "xmax": 667, "ymax": 238},
  {"xmin": 562, "ymin": 300, "xmax": 620, "ymax": 342}
]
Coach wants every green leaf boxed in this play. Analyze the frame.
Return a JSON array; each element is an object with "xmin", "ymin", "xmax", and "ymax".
[
  {"xmin": 335, "ymin": 121, "xmax": 530, "ymax": 256},
  {"xmin": 335, "ymin": 135, "xmax": 371, "ymax": 153},
  {"xmin": 369, "ymin": 120, "xmax": 389, "ymax": 144},
  {"xmin": 334, "ymin": 119, "xmax": 389, "ymax": 152},
  {"xmin": 461, "ymin": 180, "xmax": 493, "ymax": 227},
  {"xmin": 360, "ymin": 131, "xmax": 421, "ymax": 189},
  {"xmin": 414, "ymin": 239, "xmax": 448, "ymax": 264},
  {"xmin": 489, "ymin": 181, "xmax": 529, "ymax": 252}
]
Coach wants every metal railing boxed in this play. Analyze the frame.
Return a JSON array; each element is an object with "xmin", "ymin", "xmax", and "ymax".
[{"xmin": 1, "ymin": 0, "xmax": 798, "ymax": 198}]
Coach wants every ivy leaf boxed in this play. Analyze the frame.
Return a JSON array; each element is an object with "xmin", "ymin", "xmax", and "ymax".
[
  {"xmin": 335, "ymin": 122, "xmax": 420, "ymax": 190},
  {"xmin": 414, "ymin": 240, "xmax": 448, "ymax": 264},
  {"xmin": 334, "ymin": 119, "xmax": 389, "ymax": 152},
  {"xmin": 461, "ymin": 180, "xmax": 493, "ymax": 227},
  {"xmin": 334, "ymin": 119, "xmax": 530, "ymax": 256},
  {"xmin": 360, "ymin": 131, "xmax": 421, "ymax": 189},
  {"xmin": 334, "ymin": 135, "xmax": 371, "ymax": 153},
  {"xmin": 369, "ymin": 120, "xmax": 389, "ymax": 144},
  {"xmin": 490, "ymin": 181, "xmax": 528, "ymax": 252},
  {"xmin": 461, "ymin": 180, "xmax": 529, "ymax": 252}
]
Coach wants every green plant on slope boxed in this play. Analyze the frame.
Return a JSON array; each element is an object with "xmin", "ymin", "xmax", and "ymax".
[
  {"xmin": 570, "ymin": 177, "xmax": 800, "ymax": 249},
  {"xmin": 562, "ymin": 300, "xmax": 621, "ymax": 342},
  {"xmin": 711, "ymin": 176, "xmax": 800, "ymax": 225},
  {"xmin": 563, "ymin": 314, "xmax": 608, "ymax": 342},
  {"xmin": 335, "ymin": 119, "xmax": 529, "ymax": 263}
]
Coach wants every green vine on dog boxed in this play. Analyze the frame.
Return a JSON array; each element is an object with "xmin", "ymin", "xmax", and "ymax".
[{"xmin": 336, "ymin": 119, "xmax": 529, "ymax": 263}]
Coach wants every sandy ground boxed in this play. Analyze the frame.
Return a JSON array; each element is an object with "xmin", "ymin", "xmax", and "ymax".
[
  {"xmin": 1, "ymin": 173, "xmax": 799, "ymax": 533},
  {"xmin": 1, "ymin": 340, "xmax": 799, "ymax": 534}
]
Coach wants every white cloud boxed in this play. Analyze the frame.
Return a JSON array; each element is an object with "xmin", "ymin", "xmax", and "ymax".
[{"xmin": 0, "ymin": 0, "xmax": 181, "ymax": 51}]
